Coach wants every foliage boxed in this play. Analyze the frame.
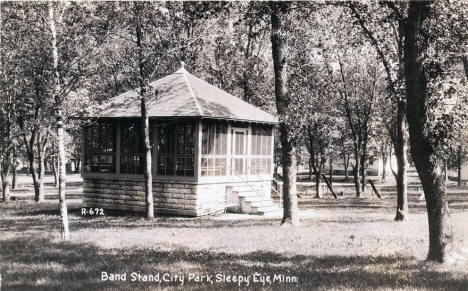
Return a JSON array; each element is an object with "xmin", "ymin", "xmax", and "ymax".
[{"xmin": 419, "ymin": 1, "xmax": 468, "ymax": 158}]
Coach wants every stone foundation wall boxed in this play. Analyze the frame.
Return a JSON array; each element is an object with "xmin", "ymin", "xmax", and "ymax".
[
  {"xmin": 83, "ymin": 179, "xmax": 147, "ymax": 212},
  {"xmin": 83, "ymin": 177, "xmax": 272, "ymax": 217}
]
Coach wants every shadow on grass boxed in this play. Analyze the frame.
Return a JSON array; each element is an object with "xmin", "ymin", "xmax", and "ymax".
[
  {"xmin": 2, "ymin": 200, "xmax": 466, "ymax": 234},
  {"xmin": 1, "ymin": 201, "xmax": 283, "ymax": 232},
  {"xmin": 1, "ymin": 235, "xmax": 467, "ymax": 291}
]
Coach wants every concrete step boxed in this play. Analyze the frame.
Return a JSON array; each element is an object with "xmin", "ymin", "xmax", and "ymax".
[
  {"xmin": 259, "ymin": 209, "xmax": 283, "ymax": 217},
  {"xmin": 249, "ymin": 200, "xmax": 276, "ymax": 208},
  {"xmin": 231, "ymin": 185, "xmax": 261, "ymax": 192},
  {"xmin": 236, "ymin": 191, "xmax": 259, "ymax": 198},
  {"xmin": 251, "ymin": 204, "xmax": 281, "ymax": 214},
  {"xmin": 254, "ymin": 206, "xmax": 283, "ymax": 216},
  {"xmin": 243, "ymin": 195, "xmax": 271, "ymax": 202}
]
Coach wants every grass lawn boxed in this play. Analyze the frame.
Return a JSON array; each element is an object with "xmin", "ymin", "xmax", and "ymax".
[{"xmin": 1, "ymin": 199, "xmax": 468, "ymax": 290}]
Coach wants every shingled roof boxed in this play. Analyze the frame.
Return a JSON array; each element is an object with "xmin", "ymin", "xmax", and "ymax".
[{"xmin": 85, "ymin": 67, "xmax": 277, "ymax": 124}]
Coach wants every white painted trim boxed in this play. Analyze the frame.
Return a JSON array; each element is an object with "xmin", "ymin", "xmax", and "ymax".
[{"xmin": 195, "ymin": 120, "xmax": 202, "ymax": 180}]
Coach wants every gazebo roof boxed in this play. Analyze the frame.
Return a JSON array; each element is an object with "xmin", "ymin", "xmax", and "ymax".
[{"xmin": 85, "ymin": 67, "xmax": 277, "ymax": 124}]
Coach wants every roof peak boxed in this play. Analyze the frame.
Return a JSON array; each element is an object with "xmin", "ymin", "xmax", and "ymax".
[{"xmin": 175, "ymin": 61, "xmax": 188, "ymax": 74}]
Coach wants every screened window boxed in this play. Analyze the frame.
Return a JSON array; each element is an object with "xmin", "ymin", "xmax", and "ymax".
[
  {"xmin": 83, "ymin": 122, "xmax": 116, "ymax": 173},
  {"xmin": 201, "ymin": 121, "xmax": 228, "ymax": 176},
  {"xmin": 250, "ymin": 124, "xmax": 273, "ymax": 175},
  {"xmin": 120, "ymin": 122, "xmax": 145, "ymax": 174},
  {"xmin": 157, "ymin": 121, "xmax": 195, "ymax": 176}
]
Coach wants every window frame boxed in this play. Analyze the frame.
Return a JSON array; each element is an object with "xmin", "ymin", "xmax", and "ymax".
[
  {"xmin": 248, "ymin": 124, "xmax": 273, "ymax": 176},
  {"xmin": 83, "ymin": 121, "xmax": 117, "ymax": 174},
  {"xmin": 119, "ymin": 121, "xmax": 146, "ymax": 175},
  {"xmin": 156, "ymin": 120, "xmax": 196, "ymax": 177},
  {"xmin": 200, "ymin": 120, "xmax": 229, "ymax": 177}
]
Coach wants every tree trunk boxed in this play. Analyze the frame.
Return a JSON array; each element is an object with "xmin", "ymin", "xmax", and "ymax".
[
  {"xmin": 344, "ymin": 153, "xmax": 349, "ymax": 182},
  {"xmin": 12, "ymin": 163, "xmax": 17, "ymax": 190},
  {"xmin": 11, "ymin": 147, "xmax": 17, "ymax": 190},
  {"xmin": 2, "ymin": 177, "xmax": 10, "ymax": 202},
  {"xmin": 274, "ymin": 156, "xmax": 279, "ymax": 177},
  {"xmin": 279, "ymin": 129, "xmax": 299, "ymax": 225},
  {"xmin": 308, "ymin": 158, "xmax": 313, "ymax": 180},
  {"xmin": 394, "ymin": 101, "xmax": 408, "ymax": 221},
  {"xmin": 457, "ymin": 145, "xmax": 462, "ymax": 186},
  {"xmin": 315, "ymin": 171, "xmax": 322, "ymax": 198},
  {"xmin": 329, "ymin": 158, "xmax": 333, "ymax": 187},
  {"xmin": 36, "ymin": 139, "xmax": 46, "ymax": 202},
  {"xmin": 1, "ymin": 166, "xmax": 11, "ymax": 202},
  {"xmin": 353, "ymin": 149, "xmax": 362, "ymax": 197},
  {"xmin": 25, "ymin": 145, "xmax": 43, "ymax": 202},
  {"xmin": 271, "ymin": 3, "xmax": 299, "ymax": 225},
  {"xmin": 57, "ymin": 116, "xmax": 69, "ymax": 239},
  {"xmin": 381, "ymin": 154, "xmax": 388, "ymax": 183},
  {"xmin": 404, "ymin": 1, "xmax": 452, "ymax": 262},
  {"xmin": 361, "ymin": 142, "xmax": 368, "ymax": 194},
  {"xmin": 52, "ymin": 157, "xmax": 59, "ymax": 188},
  {"xmin": 75, "ymin": 158, "xmax": 80, "ymax": 174},
  {"xmin": 50, "ymin": 3, "xmax": 69, "ymax": 239},
  {"xmin": 33, "ymin": 150, "xmax": 45, "ymax": 202},
  {"xmin": 142, "ymin": 98, "xmax": 153, "ymax": 219},
  {"xmin": 444, "ymin": 160, "xmax": 448, "ymax": 182},
  {"xmin": 135, "ymin": 2, "xmax": 154, "ymax": 219},
  {"xmin": 462, "ymin": 54, "xmax": 468, "ymax": 79}
]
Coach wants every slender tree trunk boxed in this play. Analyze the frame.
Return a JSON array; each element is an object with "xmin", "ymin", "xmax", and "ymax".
[
  {"xmin": 309, "ymin": 158, "xmax": 313, "ymax": 180},
  {"xmin": 458, "ymin": 145, "xmax": 462, "ymax": 186},
  {"xmin": 2, "ymin": 177, "xmax": 11, "ymax": 202},
  {"xmin": 395, "ymin": 147, "xmax": 408, "ymax": 221},
  {"xmin": 444, "ymin": 160, "xmax": 448, "ymax": 182},
  {"xmin": 462, "ymin": 54, "xmax": 468, "ymax": 79},
  {"xmin": 381, "ymin": 154, "xmax": 388, "ymax": 183},
  {"xmin": 353, "ymin": 149, "xmax": 362, "ymax": 197},
  {"xmin": 12, "ymin": 165, "xmax": 16, "ymax": 190},
  {"xmin": 361, "ymin": 141, "xmax": 368, "ymax": 194},
  {"xmin": 344, "ymin": 153, "xmax": 349, "ymax": 182},
  {"xmin": 315, "ymin": 171, "xmax": 322, "ymax": 198},
  {"xmin": 52, "ymin": 158, "xmax": 59, "ymax": 188},
  {"xmin": 38, "ymin": 151, "xmax": 45, "ymax": 202},
  {"xmin": 33, "ymin": 154, "xmax": 45, "ymax": 202},
  {"xmin": 135, "ymin": 2, "xmax": 154, "ymax": 219},
  {"xmin": 11, "ymin": 166, "xmax": 17, "ymax": 191},
  {"xmin": 142, "ymin": 98, "xmax": 153, "ymax": 219},
  {"xmin": 75, "ymin": 158, "xmax": 80, "ymax": 174},
  {"xmin": 404, "ymin": 1, "xmax": 452, "ymax": 262},
  {"xmin": 11, "ymin": 147, "xmax": 17, "ymax": 190},
  {"xmin": 0, "ymin": 4, "xmax": 11, "ymax": 202},
  {"xmin": 329, "ymin": 158, "xmax": 333, "ymax": 187},
  {"xmin": 50, "ymin": 3, "xmax": 69, "ymax": 239},
  {"xmin": 25, "ymin": 146, "xmax": 43, "ymax": 202},
  {"xmin": 390, "ymin": 148, "xmax": 398, "ymax": 179},
  {"xmin": 1, "ymin": 165, "xmax": 11, "ymax": 202},
  {"xmin": 271, "ymin": 3, "xmax": 299, "ymax": 225},
  {"xmin": 57, "ymin": 115, "xmax": 69, "ymax": 238},
  {"xmin": 394, "ymin": 101, "xmax": 408, "ymax": 221},
  {"xmin": 274, "ymin": 156, "xmax": 279, "ymax": 177},
  {"xmin": 36, "ymin": 137, "xmax": 46, "ymax": 202}
]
